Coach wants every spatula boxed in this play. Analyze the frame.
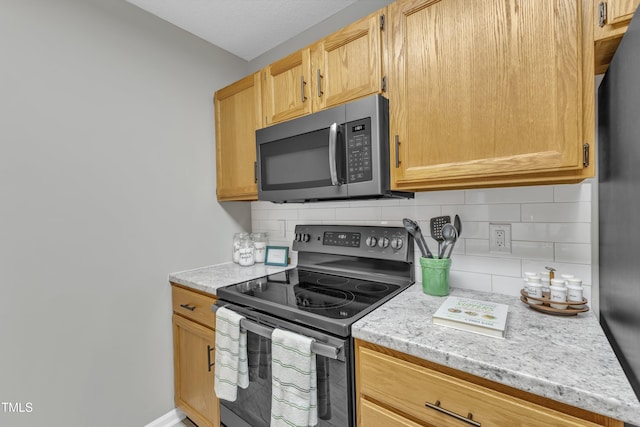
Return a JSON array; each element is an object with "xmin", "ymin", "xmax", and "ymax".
[{"xmin": 430, "ymin": 215, "xmax": 451, "ymax": 256}]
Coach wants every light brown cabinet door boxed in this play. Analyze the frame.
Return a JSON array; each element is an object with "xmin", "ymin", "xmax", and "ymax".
[
  {"xmin": 606, "ymin": 0, "xmax": 640, "ymax": 24},
  {"xmin": 594, "ymin": 0, "xmax": 640, "ymax": 73},
  {"xmin": 313, "ymin": 9, "xmax": 385, "ymax": 111},
  {"xmin": 388, "ymin": 0, "xmax": 589, "ymax": 191},
  {"xmin": 214, "ymin": 72, "xmax": 262, "ymax": 201},
  {"xmin": 262, "ymin": 48, "xmax": 312, "ymax": 126},
  {"xmin": 173, "ymin": 314, "xmax": 219, "ymax": 427}
]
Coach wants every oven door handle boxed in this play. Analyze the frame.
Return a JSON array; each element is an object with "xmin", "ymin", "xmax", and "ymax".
[{"xmin": 212, "ymin": 304, "xmax": 345, "ymax": 361}]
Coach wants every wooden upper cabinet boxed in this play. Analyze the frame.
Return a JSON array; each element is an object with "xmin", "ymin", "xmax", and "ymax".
[
  {"xmin": 262, "ymin": 48, "xmax": 312, "ymax": 126},
  {"xmin": 594, "ymin": 0, "xmax": 640, "ymax": 73},
  {"xmin": 388, "ymin": 0, "xmax": 593, "ymax": 191},
  {"xmin": 262, "ymin": 8, "xmax": 386, "ymax": 126},
  {"xmin": 214, "ymin": 72, "xmax": 262, "ymax": 201},
  {"xmin": 313, "ymin": 9, "xmax": 385, "ymax": 111}
]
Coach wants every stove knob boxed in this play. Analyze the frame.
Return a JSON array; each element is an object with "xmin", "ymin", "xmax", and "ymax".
[
  {"xmin": 378, "ymin": 237, "xmax": 390, "ymax": 248},
  {"xmin": 295, "ymin": 233, "xmax": 302, "ymax": 242},
  {"xmin": 391, "ymin": 237, "xmax": 404, "ymax": 250},
  {"xmin": 365, "ymin": 236, "xmax": 378, "ymax": 247},
  {"xmin": 302, "ymin": 233, "xmax": 310, "ymax": 242}
]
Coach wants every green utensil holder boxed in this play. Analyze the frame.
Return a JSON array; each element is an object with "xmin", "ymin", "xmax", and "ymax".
[{"xmin": 420, "ymin": 257, "xmax": 452, "ymax": 296}]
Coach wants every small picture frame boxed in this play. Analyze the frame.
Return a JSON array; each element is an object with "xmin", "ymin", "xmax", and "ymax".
[{"xmin": 265, "ymin": 246, "xmax": 289, "ymax": 266}]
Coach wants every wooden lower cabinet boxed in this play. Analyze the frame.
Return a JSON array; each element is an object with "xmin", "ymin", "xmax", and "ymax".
[
  {"xmin": 172, "ymin": 285, "xmax": 219, "ymax": 427},
  {"xmin": 355, "ymin": 340, "xmax": 623, "ymax": 427}
]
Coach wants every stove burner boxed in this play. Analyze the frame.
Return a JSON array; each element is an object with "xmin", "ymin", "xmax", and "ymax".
[
  {"xmin": 355, "ymin": 282, "xmax": 391, "ymax": 293},
  {"xmin": 316, "ymin": 276, "xmax": 350, "ymax": 286},
  {"xmin": 295, "ymin": 287, "xmax": 354, "ymax": 309}
]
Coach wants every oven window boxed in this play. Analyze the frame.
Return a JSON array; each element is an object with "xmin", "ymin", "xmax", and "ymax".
[
  {"xmin": 220, "ymin": 330, "xmax": 351, "ymax": 427},
  {"xmin": 259, "ymin": 127, "xmax": 338, "ymax": 191}
]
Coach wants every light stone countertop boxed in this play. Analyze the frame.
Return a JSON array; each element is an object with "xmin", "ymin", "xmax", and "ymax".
[
  {"xmin": 168, "ymin": 261, "xmax": 293, "ymax": 294},
  {"xmin": 352, "ymin": 285, "xmax": 640, "ymax": 425}
]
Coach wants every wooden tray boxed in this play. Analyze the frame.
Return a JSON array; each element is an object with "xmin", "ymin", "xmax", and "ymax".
[{"xmin": 520, "ymin": 289, "xmax": 589, "ymax": 316}]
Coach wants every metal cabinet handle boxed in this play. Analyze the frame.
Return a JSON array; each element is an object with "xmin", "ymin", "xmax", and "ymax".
[
  {"xmin": 180, "ymin": 303, "xmax": 196, "ymax": 312},
  {"xmin": 424, "ymin": 400, "xmax": 481, "ymax": 427},
  {"xmin": 207, "ymin": 344, "xmax": 215, "ymax": 372},
  {"xmin": 300, "ymin": 76, "xmax": 307, "ymax": 102},
  {"xmin": 317, "ymin": 69, "xmax": 323, "ymax": 97},
  {"xmin": 395, "ymin": 135, "xmax": 400, "ymax": 168}
]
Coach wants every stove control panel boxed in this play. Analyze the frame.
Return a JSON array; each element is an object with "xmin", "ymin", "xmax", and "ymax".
[{"xmin": 293, "ymin": 224, "xmax": 413, "ymax": 262}]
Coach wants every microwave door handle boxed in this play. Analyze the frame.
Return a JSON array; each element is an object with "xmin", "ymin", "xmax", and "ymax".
[{"xmin": 329, "ymin": 122, "xmax": 341, "ymax": 186}]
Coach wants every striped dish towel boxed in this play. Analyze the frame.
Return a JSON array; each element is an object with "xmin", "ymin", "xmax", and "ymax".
[
  {"xmin": 270, "ymin": 328, "xmax": 317, "ymax": 427},
  {"xmin": 213, "ymin": 307, "xmax": 249, "ymax": 402}
]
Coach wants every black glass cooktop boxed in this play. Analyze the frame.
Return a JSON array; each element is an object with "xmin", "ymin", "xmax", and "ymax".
[{"xmin": 217, "ymin": 269, "xmax": 404, "ymax": 326}]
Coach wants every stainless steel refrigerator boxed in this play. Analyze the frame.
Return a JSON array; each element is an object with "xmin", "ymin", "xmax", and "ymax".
[{"xmin": 598, "ymin": 8, "xmax": 640, "ymax": 404}]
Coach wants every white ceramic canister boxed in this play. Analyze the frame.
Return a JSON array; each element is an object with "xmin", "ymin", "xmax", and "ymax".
[
  {"xmin": 566, "ymin": 278, "xmax": 584, "ymax": 307},
  {"xmin": 251, "ymin": 232, "xmax": 268, "ymax": 263},
  {"xmin": 525, "ymin": 275, "xmax": 543, "ymax": 304},
  {"xmin": 549, "ymin": 278, "xmax": 568, "ymax": 309}
]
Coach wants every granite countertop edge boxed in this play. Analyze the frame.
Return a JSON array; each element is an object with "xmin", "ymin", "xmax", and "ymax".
[
  {"xmin": 352, "ymin": 286, "xmax": 640, "ymax": 425},
  {"xmin": 168, "ymin": 264, "xmax": 640, "ymax": 424}
]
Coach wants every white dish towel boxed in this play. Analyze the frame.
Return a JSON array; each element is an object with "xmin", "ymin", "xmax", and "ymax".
[
  {"xmin": 213, "ymin": 307, "xmax": 249, "ymax": 402},
  {"xmin": 270, "ymin": 328, "xmax": 317, "ymax": 427}
]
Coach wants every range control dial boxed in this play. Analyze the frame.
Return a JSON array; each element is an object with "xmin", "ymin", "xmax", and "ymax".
[
  {"xmin": 377, "ymin": 237, "xmax": 390, "ymax": 248},
  {"xmin": 365, "ymin": 236, "xmax": 378, "ymax": 247},
  {"xmin": 390, "ymin": 237, "xmax": 404, "ymax": 250}
]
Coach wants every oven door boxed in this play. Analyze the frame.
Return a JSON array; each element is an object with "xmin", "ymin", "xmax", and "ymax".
[
  {"xmin": 256, "ymin": 104, "xmax": 347, "ymax": 203},
  {"xmin": 214, "ymin": 303, "xmax": 354, "ymax": 427}
]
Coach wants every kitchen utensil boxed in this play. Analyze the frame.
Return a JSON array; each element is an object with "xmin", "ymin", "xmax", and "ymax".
[
  {"xmin": 430, "ymin": 215, "xmax": 451, "ymax": 255},
  {"xmin": 439, "ymin": 223, "xmax": 458, "ymax": 259},
  {"xmin": 403, "ymin": 218, "xmax": 433, "ymax": 258},
  {"xmin": 454, "ymin": 214, "xmax": 462, "ymax": 238}
]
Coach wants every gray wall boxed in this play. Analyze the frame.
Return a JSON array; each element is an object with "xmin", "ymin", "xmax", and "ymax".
[{"xmin": 0, "ymin": 0, "xmax": 250, "ymax": 425}]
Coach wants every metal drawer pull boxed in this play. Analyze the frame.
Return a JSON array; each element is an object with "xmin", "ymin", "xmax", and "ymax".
[
  {"xmin": 180, "ymin": 303, "xmax": 196, "ymax": 311},
  {"xmin": 424, "ymin": 400, "xmax": 481, "ymax": 427},
  {"xmin": 207, "ymin": 345, "xmax": 215, "ymax": 372},
  {"xmin": 212, "ymin": 305, "xmax": 344, "ymax": 361}
]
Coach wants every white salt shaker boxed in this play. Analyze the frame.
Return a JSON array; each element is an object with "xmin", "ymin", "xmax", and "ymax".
[{"xmin": 549, "ymin": 278, "xmax": 568, "ymax": 309}]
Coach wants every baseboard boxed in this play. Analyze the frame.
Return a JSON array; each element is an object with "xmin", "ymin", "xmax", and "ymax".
[{"xmin": 145, "ymin": 408, "xmax": 186, "ymax": 427}]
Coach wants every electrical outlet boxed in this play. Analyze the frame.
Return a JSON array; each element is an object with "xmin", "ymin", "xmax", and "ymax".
[{"xmin": 489, "ymin": 223, "xmax": 512, "ymax": 253}]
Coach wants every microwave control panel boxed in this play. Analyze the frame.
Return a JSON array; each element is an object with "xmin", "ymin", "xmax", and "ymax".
[{"xmin": 346, "ymin": 117, "xmax": 372, "ymax": 183}]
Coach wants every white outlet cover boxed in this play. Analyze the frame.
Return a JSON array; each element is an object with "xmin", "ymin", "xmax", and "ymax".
[{"xmin": 489, "ymin": 223, "xmax": 512, "ymax": 253}]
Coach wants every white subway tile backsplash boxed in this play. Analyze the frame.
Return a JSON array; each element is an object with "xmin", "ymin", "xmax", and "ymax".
[
  {"xmin": 335, "ymin": 206, "xmax": 381, "ymax": 221},
  {"xmin": 465, "ymin": 185, "xmax": 553, "ymax": 204},
  {"xmin": 555, "ymin": 243, "xmax": 592, "ymax": 264},
  {"xmin": 491, "ymin": 275, "xmax": 525, "ymax": 296},
  {"xmin": 250, "ymin": 182, "xmax": 596, "ymax": 299},
  {"xmin": 444, "ymin": 204, "xmax": 520, "ymax": 222},
  {"xmin": 448, "ymin": 271, "xmax": 492, "ymax": 292},
  {"xmin": 521, "ymin": 202, "xmax": 591, "ymax": 223},
  {"xmin": 511, "ymin": 241, "xmax": 554, "ymax": 261},
  {"xmin": 298, "ymin": 208, "xmax": 336, "ymax": 221},
  {"xmin": 554, "ymin": 181, "xmax": 592, "ymax": 202},
  {"xmin": 415, "ymin": 190, "xmax": 466, "ymax": 206},
  {"xmin": 512, "ymin": 222, "xmax": 591, "ymax": 243},
  {"xmin": 452, "ymin": 255, "xmax": 521, "ymax": 277}
]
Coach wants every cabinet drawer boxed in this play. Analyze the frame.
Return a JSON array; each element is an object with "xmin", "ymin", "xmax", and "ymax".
[
  {"xmin": 172, "ymin": 286, "xmax": 216, "ymax": 328},
  {"xmin": 358, "ymin": 348, "xmax": 600, "ymax": 427},
  {"xmin": 360, "ymin": 398, "xmax": 422, "ymax": 427}
]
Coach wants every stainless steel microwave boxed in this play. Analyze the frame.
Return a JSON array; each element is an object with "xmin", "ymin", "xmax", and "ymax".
[{"xmin": 256, "ymin": 94, "xmax": 413, "ymax": 203}]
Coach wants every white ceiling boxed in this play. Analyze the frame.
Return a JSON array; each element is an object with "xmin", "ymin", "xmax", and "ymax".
[{"xmin": 126, "ymin": 0, "xmax": 359, "ymax": 61}]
